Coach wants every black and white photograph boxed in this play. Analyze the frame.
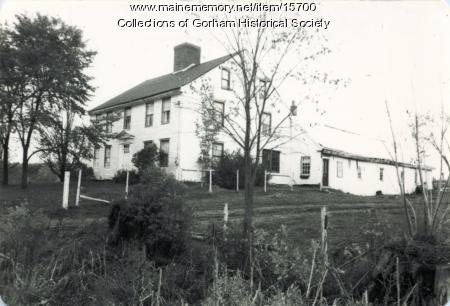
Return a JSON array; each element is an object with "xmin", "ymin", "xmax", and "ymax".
[{"xmin": 0, "ymin": 0, "xmax": 449, "ymax": 305}]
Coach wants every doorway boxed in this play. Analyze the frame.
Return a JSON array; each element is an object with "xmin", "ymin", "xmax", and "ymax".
[{"xmin": 322, "ymin": 159, "xmax": 329, "ymax": 187}]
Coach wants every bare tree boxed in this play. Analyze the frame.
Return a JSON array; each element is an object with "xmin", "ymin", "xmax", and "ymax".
[
  {"xmin": 386, "ymin": 101, "xmax": 450, "ymax": 237},
  {"xmin": 192, "ymin": 12, "xmax": 339, "ymax": 259}
]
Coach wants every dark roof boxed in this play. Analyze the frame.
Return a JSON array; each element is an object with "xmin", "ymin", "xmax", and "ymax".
[
  {"xmin": 90, "ymin": 53, "xmax": 234, "ymax": 113},
  {"xmin": 321, "ymin": 148, "xmax": 433, "ymax": 171},
  {"xmin": 308, "ymin": 125, "xmax": 433, "ymax": 170}
]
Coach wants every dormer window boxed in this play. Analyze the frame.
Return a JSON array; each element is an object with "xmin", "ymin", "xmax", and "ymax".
[{"xmin": 221, "ymin": 68, "xmax": 231, "ymax": 90}]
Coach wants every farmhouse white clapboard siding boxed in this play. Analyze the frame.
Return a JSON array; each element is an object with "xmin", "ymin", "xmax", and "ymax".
[{"xmin": 88, "ymin": 42, "xmax": 432, "ymax": 196}]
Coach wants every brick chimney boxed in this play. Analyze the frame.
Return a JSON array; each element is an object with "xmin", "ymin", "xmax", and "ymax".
[{"xmin": 173, "ymin": 42, "xmax": 201, "ymax": 72}]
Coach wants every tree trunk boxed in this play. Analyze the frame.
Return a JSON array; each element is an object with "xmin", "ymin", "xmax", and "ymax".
[
  {"xmin": 2, "ymin": 136, "xmax": 9, "ymax": 186},
  {"xmin": 21, "ymin": 146, "xmax": 29, "ymax": 189},
  {"xmin": 243, "ymin": 161, "xmax": 254, "ymax": 237}
]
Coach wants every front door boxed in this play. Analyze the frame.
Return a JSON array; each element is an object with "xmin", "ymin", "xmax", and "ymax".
[{"xmin": 322, "ymin": 159, "xmax": 329, "ymax": 187}]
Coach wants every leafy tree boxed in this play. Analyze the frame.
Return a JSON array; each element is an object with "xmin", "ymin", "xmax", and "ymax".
[
  {"xmin": 0, "ymin": 25, "xmax": 21, "ymax": 185},
  {"xmin": 4, "ymin": 14, "xmax": 96, "ymax": 188},
  {"xmin": 131, "ymin": 143, "xmax": 159, "ymax": 173},
  {"xmin": 36, "ymin": 101, "xmax": 118, "ymax": 181}
]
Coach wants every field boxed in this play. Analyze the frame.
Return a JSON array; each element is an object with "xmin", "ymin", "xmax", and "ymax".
[{"xmin": 0, "ymin": 179, "xmax": 432, "ymax": 249}]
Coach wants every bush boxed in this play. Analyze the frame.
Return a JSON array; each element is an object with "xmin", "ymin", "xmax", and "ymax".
[
  {"xmin": 70, "ymin": 162, "xmax": 94, "ymax": 180},
  {"xmin": 108, "ymin": 167, "xmax": 192, "ymax": 265},
  {"xmin": 415, "ymin": 185, "xmax": 423, "ymax": 194},
  {"xmin": 132, "ymin": 143, "xmax": 159, "ymax": 172},
  {"xmin": 112, "ymin": 169, "xmax": 140, "ymax": 184},
  {"xmin": 212, "ymin": 151, "xmax": 267, "ymax": 189}
]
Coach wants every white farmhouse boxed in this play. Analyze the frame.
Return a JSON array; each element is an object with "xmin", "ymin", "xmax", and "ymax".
[{"xmin": 89, "ymin": 42, "xmax": 432, "ymax": 196}]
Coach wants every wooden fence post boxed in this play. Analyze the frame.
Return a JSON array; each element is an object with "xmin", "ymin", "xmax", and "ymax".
[
  {"xmin": 236, "ymin": 169, "xmax": 239, "ymax": 192},
  {"xmin": 209, "ymin": 169, "xmax": 212, "ymax": 193},
  {"xmin": 223, "ymin": 203, "xmax": 229, "ymax": 234},
  {"xmin": 62, "ymin": 171, "xmax": 70, "ymax": 209},
  {"xmin": 75, "ymin": 169, "xmax": 82, "ymax": 207},
  {"xmin": 264, "ymin": 170, "xmax": 267, "ymax": 193},
  {"xmin": 125, "ymin": 170, "xmax": 129, "ymax": 199},
  {"xmin": 321, "ymin": 206, "xmax": 328, "ymax": 264}
]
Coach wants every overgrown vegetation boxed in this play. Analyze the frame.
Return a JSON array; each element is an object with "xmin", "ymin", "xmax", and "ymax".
[
  {"xmin": 212, "ymin": 151, "xmax": 266, "ymax": 189},
  {"xmin": 1, "ymin": 175, "xmax": 450, "ymax": 305},
  {"xmin": 109, "ymin": 168, "xmax": 191, "ymax": 265}
]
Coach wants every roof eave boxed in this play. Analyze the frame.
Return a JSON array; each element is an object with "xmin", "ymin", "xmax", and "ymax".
[
  {"xmin": 321, "ymin": 148, "xmax": 433, "ymax": 171},
  {"xmin": 88, "ymin": 88, "xmax": 182, "ymax": 115}
]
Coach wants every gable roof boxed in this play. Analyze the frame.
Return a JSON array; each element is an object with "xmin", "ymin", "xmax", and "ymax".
[
  {"xmin": 306, "ymin": 125, "xmax": 433, "ymax": 170},
  {"xmin": 89, "ymin": 53, "xmax": 234, "ymax": 113}
]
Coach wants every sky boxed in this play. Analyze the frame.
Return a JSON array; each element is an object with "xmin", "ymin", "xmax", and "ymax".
[{"xmin": 1, "ymin": 0, "xmax": 449, "ymax": 172}]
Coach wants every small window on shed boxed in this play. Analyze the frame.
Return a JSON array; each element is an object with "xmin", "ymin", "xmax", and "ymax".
[
  {"xmin": 300, "ymin": 156, "xmax": 311, "ymax": 178},
  {"xmin": 379, "ymin": 168, "xmax": 384, "ymax": 181},
  {"xmin": 356, "ymin": 161, "xmax": 362, "ymax": 179}
]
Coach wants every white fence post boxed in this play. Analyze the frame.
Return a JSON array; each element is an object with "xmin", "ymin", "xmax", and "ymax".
[
  {"xmin": 62, "ymin": 171, "xmax": 70, "ymax": 209},
  {"xmin": 209, "ymin": 169, "xmax": 212, "ymax": 193},
  {"xmin": 125, "ymin": 170, "xmax": 129, "ymax": 199},
  {"xmin": 223, "ymin": 203, "xmax": 229, "ymax": 233},
  {"xmin": 75, "ymin": 169, "xmax": 82, "ymax": 207},
  {"xmin": 264, "ymin": 170, "xmax": 267, "ymax": 193},
  {"xmin": 236, "ymin": 169, "xmax": 239, "ymax": 192},
  {"xmin": 321, "ymin": 206, "xmax": 328, "ymax": 264}
]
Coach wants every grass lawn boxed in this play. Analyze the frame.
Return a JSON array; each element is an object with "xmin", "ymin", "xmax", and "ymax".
[{"xmin": 3, "ymin": 179, "xmax": 443, "ymax": 251}]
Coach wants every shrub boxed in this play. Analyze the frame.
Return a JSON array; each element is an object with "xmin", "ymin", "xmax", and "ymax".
[
  {"xmin": 112, "ymin": 169, "xmax": 140, "ymax": 184},
  {"xmin": 70, "ymin": 162, "xmax": 94, "ymax": 180},
  {"xmin": 131, "ymin": 143, "xmax": 159, "ymax": 172},
  {"xmin": 108, "ymin": 167, "xmax": 192, "ymax": 265},
  {"xmin": 415, "ymin": 185, "xmax": 423, "ymax": 194},
  {"xmin": 212, "ymin": 151, "xmax": 267, "ymax": 189}
]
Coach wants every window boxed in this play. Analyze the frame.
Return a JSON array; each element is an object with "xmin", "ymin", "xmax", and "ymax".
[
  {"xmin": 261, "ymin": 112, "xmax": 272, "ymax": 135},
  {"xmin": 104, "ymin": 145, "xmax": 111, "ymax": 168},
  {"xmin": 145, "ymin": 102, "xmax": 154, "ymax": 127},
  {"xmin": 262, "ymin": 149, "xmax": 280, "ymax": 173},
  {"xmin": 124, "ymin": 107, "xmax": 131, "ymax": 130},
  {"xmin": 159, "ymin": 139, "xmax": 170, "ymax": 167},
  {"xmin": 337, "ymin": 161, "xmax": 343, "ymax": 178},
  {"xmin": 96, "ymin": 113, "xmax": 106, "ymax": 131},
  {"xmin": 357, "ymin": 164, "xmax": 362, "ymax": 179},
  {"xmin": 144, "ymin": 140, "xmax": 153, "ymax": 148},
  {"xmin": 379, "ymin": 168, "xmax": 384, "ymax": 181},
  {"xmin": 415, "ymin": 171, "xmax": 418, "ymax": 185},
  {"xmin": 106, "ymin": 112, "xmax": 113, "ymax": 133},
  {"xmin": 123, "ymin": 144, "xmax": 130, "ymax": 154},
  {"xmin": 400, "ymin": 170, "xmax": 404, "ymax": 182},
  {"xmin": 212, "ymin": 142, "xmax": 224, "ymax": 165},
  {"xmin": 161, "ymin": 98, "xmax": 171, "ymax": 124},
  {"xmin": 213, "ymin": 101, "xmax": 225, "ymax": 126},
  {"xmin": 221, "ymin": 68, "xmax": 231, "ymax": 90},
  {"xmin": 94, "ymin": 147, "xmax": 100, "ymax": 167},
  {"xmin": 300, "ymin": 156, "xmax": 311, "ymax": 178}
]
